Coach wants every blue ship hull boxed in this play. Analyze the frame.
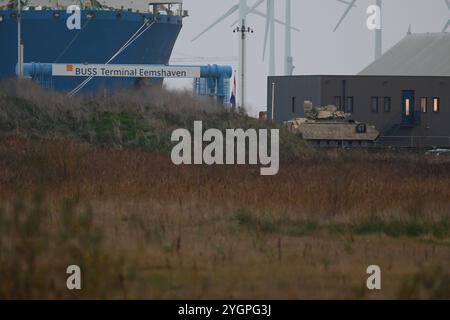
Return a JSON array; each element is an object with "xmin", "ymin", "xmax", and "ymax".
[{"xmin": 0, "ymin": 9, "xmax": 182, "ymax": 92}]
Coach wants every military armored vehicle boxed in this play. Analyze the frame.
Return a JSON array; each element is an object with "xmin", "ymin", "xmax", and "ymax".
[{"xmin": 284, "ymin": 101, "xmax": 380, "ymax": 147}]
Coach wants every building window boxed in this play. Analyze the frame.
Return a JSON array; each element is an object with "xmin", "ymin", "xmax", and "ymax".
[
  {"xmin": 383, "ymin": 97, "xmax": 391, "ymax": 113},
  {"xmin": 371, "ymin": 97, "xmax": 379, "ymax": 113},
  {"xmin": 405, "ymin": 98, "xmax": 411, "ymax": 116},
  {"xmin": 334, "ymin": 96, "xmax": 342, "ymax": 110},
  {"xmin": 433, "ymin": 97, "xmax": 440, "ymax": 113},
  {"xmin": 346, "ymin": 97, "xmax": 354, "ymax": 113},
  {"xmin": 292, "ymin": 96, "xmax": 296, "ymax": 113},
  {"xmin": 420, "ymin": 97, "xmax": 428, "ymax": 113}
]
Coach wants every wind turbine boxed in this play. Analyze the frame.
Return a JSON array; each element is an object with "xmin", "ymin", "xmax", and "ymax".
[
  {"xmin": 192, "ymin": 0, "xmax": 298, "ymax": 107},
  {"xmin": 334, "ymin": 0, "xmax": 383, "ymax": 61},
  {"xmin": 443, "ymin": 0, "xmax": 450, "ymax": 32},
  {"xmin": 236, "ymin": 0, "xmax": 299, "ymax": 76}
]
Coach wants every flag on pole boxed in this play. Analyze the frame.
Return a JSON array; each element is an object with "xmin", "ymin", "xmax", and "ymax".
[{"xmin": 230, "ymin": 71, "xmax": 236, "ymax": 108}]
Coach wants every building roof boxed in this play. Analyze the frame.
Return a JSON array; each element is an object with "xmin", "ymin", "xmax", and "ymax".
[{"xmin": 359, "ymin": 33, "xmax": 450, "ymax": 76}]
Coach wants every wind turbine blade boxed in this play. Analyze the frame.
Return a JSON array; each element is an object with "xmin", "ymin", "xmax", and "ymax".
[
  {"xmin": 262, "ymin": 2, "xmax": 271, "ymax": 60},
  {"xmin": 443, "ymin": 19, "xmax": 450, "ymax": 32},
  {"xmin": 192, "ymin": 5, "xmax": 239, "ymax": 41},
  {"xmin": 333, "ymin": 0, "xmax": 358, "ymax": 32},
  {"xmin": 273, "ymin": 16, "xmax": 300, "ymax": 31},
  {"xmin": 442, "ymin": 0, "xmax": 450, "ymax": 32},
  {"xmin": 245, "ymin": 0, "xmax": 266, "ymax": 17},
  {"xmin": 336, "ymin": 0, "xmax": 357, "ymax": 8},
  {"xmin": 250, "ymin": 10, "xmax": 300, "ymax": 31},
  {"xmin": 229, "ymin": 0, "xmax": 265, "ymax": 26}
]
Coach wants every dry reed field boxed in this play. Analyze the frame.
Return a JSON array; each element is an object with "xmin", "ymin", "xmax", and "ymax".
[
  {"xmin": 0, "ymin": 80, "xmax": 449, "ymax": 299},
  {"xmin": 0, "ymin": 137, "xmax": 449, "ymax": 299}
]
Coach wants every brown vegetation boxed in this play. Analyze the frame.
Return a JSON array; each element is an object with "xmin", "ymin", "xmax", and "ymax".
[{"xmin": 0, "ymin": 136, "xmax": 449, "ymax": 299}]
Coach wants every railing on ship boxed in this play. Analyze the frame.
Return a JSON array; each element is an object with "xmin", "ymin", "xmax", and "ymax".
[{"xmin": 0, "ymin": 1, "xmax": 188, "ymax": 17}]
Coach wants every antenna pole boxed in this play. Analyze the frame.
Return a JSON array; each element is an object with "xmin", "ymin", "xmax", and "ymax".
[
  {"xmin": 17, "ymin": 0, "xmax": 23, "ymax": 78},
  {"xmin": 234, "ymin": 19, "xmax": 253, "ymax": 109},
  {"xmin": 241, "ymin": 18, "xmax": 246, "ymax": 108}
]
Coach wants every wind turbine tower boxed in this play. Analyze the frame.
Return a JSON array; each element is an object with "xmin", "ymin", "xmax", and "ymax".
[
  {"xmin": 284, "ymin": 0, "xmax": 294, "ymax": 75},
  {"xmin": 375, "ymin": 0, "xmax": 382, "ymax": 60},
  {"xmin": 265, "ymin": 0, "xmax": 276, "ymax": 76}
]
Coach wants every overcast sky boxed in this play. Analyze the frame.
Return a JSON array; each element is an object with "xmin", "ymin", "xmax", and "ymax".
[{"xmin": 164, "ymin": 0, "xmax": 448, "ymax": 115}]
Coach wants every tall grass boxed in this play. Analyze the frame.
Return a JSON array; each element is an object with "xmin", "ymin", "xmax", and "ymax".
[
  {"xmin": 1, "ymin": 136, "xmax": 449, "ymax": 221},
  {"xmin": 0, "ymin": 137, "xmax": 448, "ymax": 299}
]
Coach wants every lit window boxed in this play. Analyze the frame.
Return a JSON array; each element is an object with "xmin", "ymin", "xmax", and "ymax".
[
  {"xmin": 346, "ymin": 97, "xmax": 354, "ymax": 113},
  {"xmin": 405, "ymin": 99, "xmax": 411, "ymax": 116},
  {"xmin": 433, "ymin": 97, "xmax": 440, "ymax": 113},
  {"xmin": 383, "ymin": 97, "xmax": 391, "ymax": 113},
  {"xmin": 371, "ymin": 97, "xmax": 379, "ymax": 113},
  {"xmin": 420, "ymin": 97, "xmax": 427, "ymax": 113},
  {"xmin": 334, "ymin": 96, "xmax": 342, "ymax": 110}
]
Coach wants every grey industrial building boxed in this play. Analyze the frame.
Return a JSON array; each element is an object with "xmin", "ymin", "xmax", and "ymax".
[{"xmin": 267, "ymin": 33, "xmax": 450, "ymax": 148}]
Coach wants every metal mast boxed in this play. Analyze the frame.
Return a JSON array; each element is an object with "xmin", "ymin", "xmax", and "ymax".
[
  {"xmin": 234, "ymin": 20, "xmax": 253, "ymax": 108},
  {"xmin": 17, "ymin": 0, "xmax": 23, "ymax": 78}
]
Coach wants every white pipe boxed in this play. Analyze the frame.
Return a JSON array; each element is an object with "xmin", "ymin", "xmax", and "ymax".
[{"xmin": 271, "ymin": 82, "xmax": 275, "ymax": 120}]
